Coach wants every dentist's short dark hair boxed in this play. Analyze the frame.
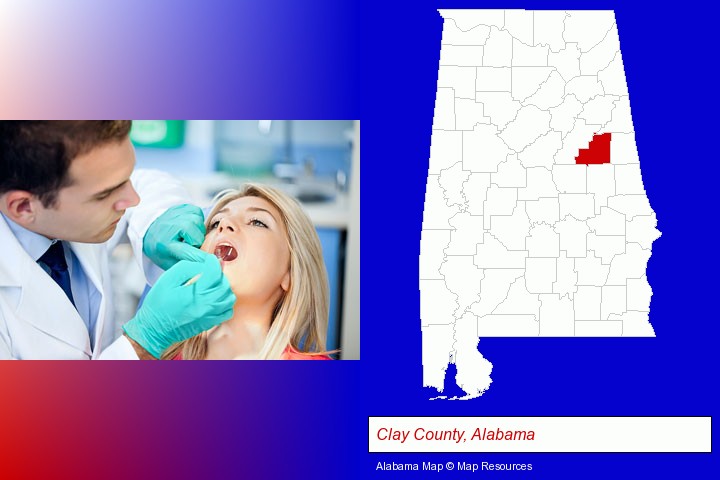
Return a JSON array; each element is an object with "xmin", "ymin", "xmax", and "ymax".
[{"xmin": 0, "ymin": 121, "xmax": 132, "ymax": 207}]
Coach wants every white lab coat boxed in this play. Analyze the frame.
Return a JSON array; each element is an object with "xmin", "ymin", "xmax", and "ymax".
[{"xmin": 0, "ymin": 169, "xmax": 192, "ymax": 360}]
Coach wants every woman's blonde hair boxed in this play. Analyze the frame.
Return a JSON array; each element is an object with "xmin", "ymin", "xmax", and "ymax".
[{"xmin": 161, "ymin": 183, "xmax": 330, "ymax": 360}]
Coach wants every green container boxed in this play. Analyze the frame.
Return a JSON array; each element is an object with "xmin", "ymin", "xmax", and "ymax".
[{"xmin": 130, "ymin": 120, "xmax": 185, "ymax": 148}]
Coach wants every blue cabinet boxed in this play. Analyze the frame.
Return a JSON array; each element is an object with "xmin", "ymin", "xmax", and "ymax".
[{"xmin": 316, "ymin": 227, "xmax": 343, "ymax": 352}]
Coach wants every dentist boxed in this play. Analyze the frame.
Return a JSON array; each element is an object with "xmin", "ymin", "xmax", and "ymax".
[{"xmin": 0, "ymin": 121, "xmax": 235, "ymax": 359}]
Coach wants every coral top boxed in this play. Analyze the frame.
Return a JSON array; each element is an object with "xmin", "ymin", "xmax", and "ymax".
[
  {"xmin": 173, "ymin": 345, "xmax": 332, "ymax": 360},
  {"xmin": 281, "ymin": 345, "xmax": 332, "ymax": 360}
]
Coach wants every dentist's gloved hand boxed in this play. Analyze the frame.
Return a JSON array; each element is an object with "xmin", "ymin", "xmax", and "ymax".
[
  {"xmin": 123, "ymin": 254, "xmax": 235, "ymax": 359},
  {"xmin": 143, "ymin": 204, "xmax": 207, "ymax": 271}
]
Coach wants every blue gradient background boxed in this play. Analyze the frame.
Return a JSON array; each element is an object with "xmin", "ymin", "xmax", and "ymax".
[
  {"xmin": 1, "ymin": 0, "xmax": 718, "ymax": 479},
  {"xmin": 0, "ymin": 0, "xmax": 358, "ymax": 118}
]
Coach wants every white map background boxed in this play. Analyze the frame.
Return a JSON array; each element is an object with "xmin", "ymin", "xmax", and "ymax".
[{"xmin": 420, "ymin": 10, "xmax": 661, "ymax": 400}]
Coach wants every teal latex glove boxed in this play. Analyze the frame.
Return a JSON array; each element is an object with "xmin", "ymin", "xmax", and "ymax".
[
  {"xmin": 123, "ymin": 254, "xmax": 236, "ymax": 358},
  {"xmin": 143, "ymin": 204, "xmax": 207, "ymax": 271}
]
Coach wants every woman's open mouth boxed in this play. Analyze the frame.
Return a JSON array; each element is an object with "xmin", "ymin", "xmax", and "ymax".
[{"xmin": 214, "ymin": 243, "xmax": 238, "ymax": 262}]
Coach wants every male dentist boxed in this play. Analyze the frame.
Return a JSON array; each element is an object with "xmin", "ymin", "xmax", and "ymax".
[{"xmin": 0, "ymin": 121, "xmax": 235, "ymax": 359}]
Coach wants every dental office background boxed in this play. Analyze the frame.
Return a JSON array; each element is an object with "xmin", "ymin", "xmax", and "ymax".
[{"xmin": 111, "ymin": 120, "xmax": 360, "ymax": 359}]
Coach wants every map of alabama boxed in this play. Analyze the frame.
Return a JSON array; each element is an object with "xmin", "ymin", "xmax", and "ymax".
[{"xmin": 420, "ymin": 10, "xmax": 661, "ymax": 399}]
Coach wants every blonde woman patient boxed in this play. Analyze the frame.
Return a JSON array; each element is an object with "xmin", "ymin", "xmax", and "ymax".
[{"xmin": 162, "ymin": 184, "xmax": 332, "ymax": 360}]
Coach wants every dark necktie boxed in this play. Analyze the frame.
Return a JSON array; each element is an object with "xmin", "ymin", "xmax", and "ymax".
[{"xmin": 38, "ymin": 241, "xmax": 76, "ymax": 307}]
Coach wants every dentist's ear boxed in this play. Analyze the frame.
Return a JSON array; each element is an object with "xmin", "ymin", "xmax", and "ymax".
[{"xmin": 2, "ymin": 190, "xmax": 37, "ymax": 226}]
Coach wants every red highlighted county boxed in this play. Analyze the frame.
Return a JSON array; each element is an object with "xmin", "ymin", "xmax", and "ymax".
[{"xmin": 575, "ymin": 132, "xmax": 611, "ymax": 165}]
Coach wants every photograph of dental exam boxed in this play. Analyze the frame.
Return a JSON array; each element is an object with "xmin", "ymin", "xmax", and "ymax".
[{"xmin": 0, "ymin": 120, "xmax": 359, "ymax": 360}]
